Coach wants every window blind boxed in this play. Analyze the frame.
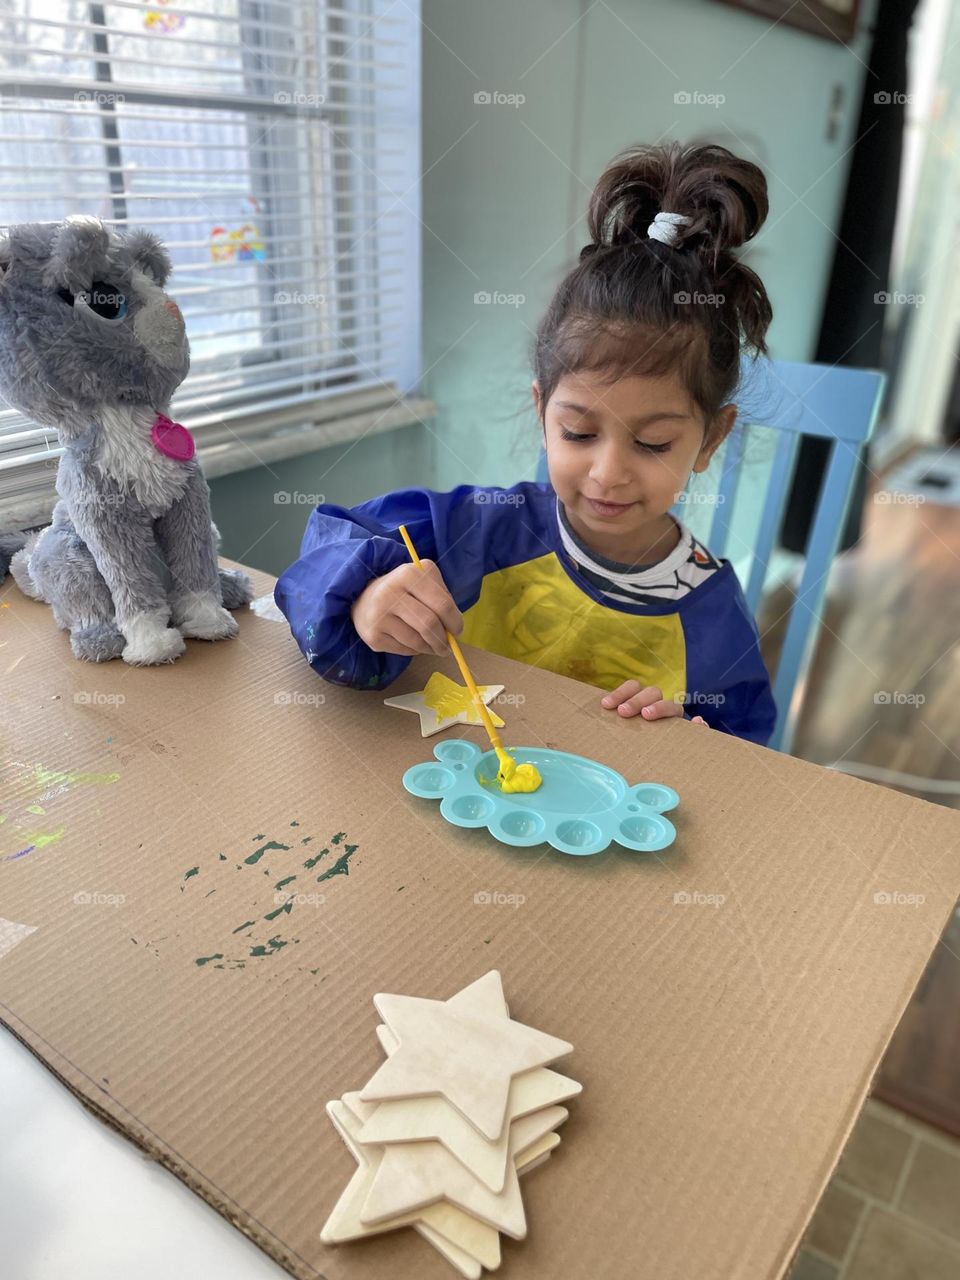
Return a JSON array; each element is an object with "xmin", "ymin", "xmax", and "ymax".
[{"xmin": 0, "ymin": 0, "xmax": 423, "ymax": 527}]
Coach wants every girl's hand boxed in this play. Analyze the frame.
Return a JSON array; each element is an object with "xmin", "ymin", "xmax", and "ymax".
[
  {"xmin": 351, "ymin": 559, "xmax": 463, "ymax": 657},
  {"xmin": 600, "ymin": 681, "xmax": 707, "ymax": 725}
]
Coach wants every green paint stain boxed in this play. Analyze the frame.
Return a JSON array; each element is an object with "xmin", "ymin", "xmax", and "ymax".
[
  {"xmin": 184, "ymin": 866, "xmax": 199, "ymax": 880},
  {"xmin": 290, "ymin": 820, "xmax": 300, "ymax": 827},
  {"xmin": 397, "ymin": 885, "xmax": 406, "ymax": 892},
  {"xmin": 244, "ymin": 840, "xmax": 289, "ymax": 865},
  {"xmin": 218, "ymin": 853, "xmax": 227, "ymax": 861},
  {"xmin": 195, "ymin": 953, "xmax": 224, "ymax": 966},
  {"xmin": 20, "ymin": 826, "xmax": 66, "ymax": 850},
  {"xmin": 26, "ymin": 804, "xmax": 45, "ymax": 815},
  {"xmin": 303, "ymin": 847, "xmax": 329, "ymax": 870},
  {"xmin": 301, "ymin": 836, "xmax": 313, "ymax": 844},
  {"xmin": 249, "ymin": 936, "xmax": 287, "ymax": 957},
  {"xmin": 331, "ymin": 831, "xmax": 346, "ymax": 845},
  {"xmin": 264, "ymin": 900, "xmax": 293, "ymax": 921},
  {"xmin": 317, "ymin": 844, "xmax": 358, "ymax": 883},
  {"xmin": 275, "ymin": 875, "xmax": 297, "ymax": 890},
  {"xmin": 233, "ymin": 920, "xmax": 256, "ymax": 933}
]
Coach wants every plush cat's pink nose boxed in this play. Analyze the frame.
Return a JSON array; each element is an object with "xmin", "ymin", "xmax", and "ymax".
[{"xmin": 164, "ymin": 300, "xmax": 181, "ymax": 318}]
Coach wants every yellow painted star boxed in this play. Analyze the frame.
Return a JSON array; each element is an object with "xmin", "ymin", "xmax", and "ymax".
[{"xmin": 384, "ymin": 671, "xmax": 506, "ymax": 737}]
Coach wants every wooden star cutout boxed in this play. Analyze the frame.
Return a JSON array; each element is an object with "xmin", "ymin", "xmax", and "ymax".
[
  {"xmin": 359, "ymin": 970, "xmax": 573, "ymax": 1141},
  {"xmin": 356, "ymin": 1095, "xmax": 564, "ymax": 1236},
  {"xmin": 322, "ymin": 1096, "xmax": 560, "ymax": 1270},
  {"xmin": 322, "ymin": 1099, "xmax": 499, "ymax": 1270},
  {"xmin": 384, "ymin": 671, "xmax": 506, "ymax": 736},
  {"xmin": 363, "ymin": 1027, "xmax": 581, "ymax": 1191}
]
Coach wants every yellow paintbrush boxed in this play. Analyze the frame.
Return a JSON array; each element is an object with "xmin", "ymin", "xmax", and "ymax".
[{"xmin": 397, "ymin": 524, "xmax": 541, "ymax": 794}]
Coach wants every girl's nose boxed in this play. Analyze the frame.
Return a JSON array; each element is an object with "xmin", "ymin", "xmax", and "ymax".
[{"xmin": 589, "ymin": 443, "xmax": 629, "ymax": 487}]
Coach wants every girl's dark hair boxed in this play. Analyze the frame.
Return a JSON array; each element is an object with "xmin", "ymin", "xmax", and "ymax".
[{"xmin": 532, "ymin": 141, "xmax": 773, "ymax": 440}]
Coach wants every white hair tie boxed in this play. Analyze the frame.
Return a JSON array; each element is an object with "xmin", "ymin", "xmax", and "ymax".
[{"xmin": 646, "ymin": 210, "xmax": 692, "ymax": 247}]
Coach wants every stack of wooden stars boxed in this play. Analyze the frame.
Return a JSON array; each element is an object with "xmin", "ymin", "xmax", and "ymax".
[{"xmin": 321, "ymin": 970, "xmax": 581, "ymax": 1276}]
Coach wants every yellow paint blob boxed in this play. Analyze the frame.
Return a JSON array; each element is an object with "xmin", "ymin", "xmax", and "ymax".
[{"xmin": 496, "ymin": 750, "xmax": 543, "ymax": 794}]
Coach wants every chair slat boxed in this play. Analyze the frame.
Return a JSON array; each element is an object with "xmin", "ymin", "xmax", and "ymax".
[
  {"xmin": 768, "ymin": 436, "xmax": 864, "ymax": 753},
  {"xmin": 745, "ymin": 428, "xmax": 800, "ymax": 614}
]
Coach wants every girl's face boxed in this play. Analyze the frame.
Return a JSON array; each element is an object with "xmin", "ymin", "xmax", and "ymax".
[{"xmin": 533, "ymin": 368, "xmax": 736, "ymax": 559}]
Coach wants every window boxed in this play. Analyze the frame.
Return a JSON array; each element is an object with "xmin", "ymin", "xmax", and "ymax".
[{"xmin": 0, "ymin": 0, "xmax": 423, "ymax": 527}]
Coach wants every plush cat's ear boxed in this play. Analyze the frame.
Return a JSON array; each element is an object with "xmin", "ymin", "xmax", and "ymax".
[
  {"xmin": 43, "ymin": 215, "xmax": 110, "ymax": 294},
  {"xmin": 123, "ymin": 228, "xmax": 172, "ymax": 287},
  {"xmin": 0, "ymin": 236, "xmax": 10, "ymax": 282}
]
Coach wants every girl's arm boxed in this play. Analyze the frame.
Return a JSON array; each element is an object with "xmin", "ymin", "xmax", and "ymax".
[{"xmin": 274, "ymin": 485, "xmax": 481, "ymax": 690}]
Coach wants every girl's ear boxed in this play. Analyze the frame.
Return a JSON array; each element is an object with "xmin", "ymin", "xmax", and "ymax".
[
  {"xmin": 531, "ymin": 379, "xmax": 544, "ymax": 425},
  {"xmin": 692, "ymin": 403, "xmax": 736, "ymax": 473}
]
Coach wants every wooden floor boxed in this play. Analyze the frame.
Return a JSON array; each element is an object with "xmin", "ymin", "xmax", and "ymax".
[{"xmin": 757, "ymin": 450, "xmax": 960, "ymax": 1139}]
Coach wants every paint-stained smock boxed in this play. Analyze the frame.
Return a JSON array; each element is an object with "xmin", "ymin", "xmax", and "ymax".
[{"xmin": 274, "ymin": 482, "xmax": 777, "ymax": 746}]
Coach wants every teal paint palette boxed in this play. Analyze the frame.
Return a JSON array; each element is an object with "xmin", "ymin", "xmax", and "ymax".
[{"xmin": 402, "ymin": 739, "xmax": 679, "ymax": 857}]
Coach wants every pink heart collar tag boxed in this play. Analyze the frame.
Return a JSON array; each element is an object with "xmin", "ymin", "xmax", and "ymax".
[{"xmin": 151, "ymin": 413, "xmax": 196, "ymax": 462}]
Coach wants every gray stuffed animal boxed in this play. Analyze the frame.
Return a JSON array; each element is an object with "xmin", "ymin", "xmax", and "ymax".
[{"xmin": 0, "ymin": 215, "xmax": 252, "ymax": 663}]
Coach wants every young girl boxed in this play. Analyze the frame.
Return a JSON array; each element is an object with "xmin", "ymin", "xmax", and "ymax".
[{"xmin": 275, "ymin": 141, "xmax": 778, "ymax": 746}]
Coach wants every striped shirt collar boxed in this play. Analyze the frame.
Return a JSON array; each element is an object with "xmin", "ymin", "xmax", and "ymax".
[{"xmin": 556, "ymin": 497, "xmax": 695, "ymax": 587}]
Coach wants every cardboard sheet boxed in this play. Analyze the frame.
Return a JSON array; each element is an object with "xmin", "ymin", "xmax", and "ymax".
[{"xmin": 2, "ymin": 559, "xmax": 960, "ymax": 1279}]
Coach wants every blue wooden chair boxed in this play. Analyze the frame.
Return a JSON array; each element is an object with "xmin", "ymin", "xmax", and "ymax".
[{"xmin": 535, "ymin": 355, "xmax": 885, "ymax": 754}]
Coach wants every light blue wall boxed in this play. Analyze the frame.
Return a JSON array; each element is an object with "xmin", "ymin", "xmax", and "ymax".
[
  {"xmin": 418, "ymin": 0, "xmax": 876, "ymax": 497},
  {"xmin": 208, "ymin": 423, "xmax": 430, "ymax": 577},
  {"xmin": 213, "ymin": 0, "xmax": 876, "ymax": 576}
]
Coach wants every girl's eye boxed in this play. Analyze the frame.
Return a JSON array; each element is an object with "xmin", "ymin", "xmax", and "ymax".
[{"xmin": 559, "ymin": 427, "xmax": 671, "ymax": 453}]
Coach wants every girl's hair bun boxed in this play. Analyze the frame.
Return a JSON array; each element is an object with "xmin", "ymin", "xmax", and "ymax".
[{"xmin": 586, "ymin": 140, "xmax": 768, "ymax": 269}]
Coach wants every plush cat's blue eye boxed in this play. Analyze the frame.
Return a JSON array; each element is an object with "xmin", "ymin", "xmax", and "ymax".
[{"xmin": 86, "ymin": 281, "xmax": 127, "ymax": 321}]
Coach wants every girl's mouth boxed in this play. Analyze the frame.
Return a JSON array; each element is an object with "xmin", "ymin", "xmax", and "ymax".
[{"xmin": 585, "ymin": 497, "xmax": 636, "ymax": 518}]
